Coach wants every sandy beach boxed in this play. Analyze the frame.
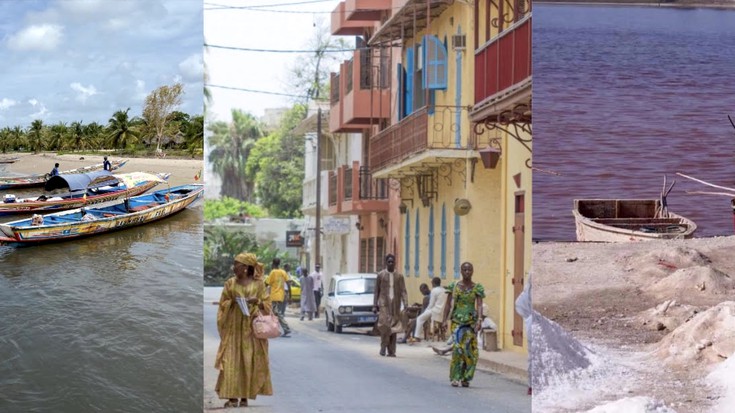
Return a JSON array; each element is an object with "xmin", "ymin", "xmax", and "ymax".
[
  {"xmin": 1, "ymin": 152, "xmax": 203, "ymax": 188},
  {"xmin": 532, "ymin": 236, "xmax": 735, "ymax": 412}
]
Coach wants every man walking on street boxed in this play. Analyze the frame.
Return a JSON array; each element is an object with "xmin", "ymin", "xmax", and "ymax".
[
  {"xmin": 373, "ymin": 254, "xmax": 408, "ymax": 357},
  {"xmin": 266, "ymin": 258, "xmax": 291, "ymax": 337},
  {"xmin": 310, "ymin": 264, "xmax": 323, "ymax": 318}
]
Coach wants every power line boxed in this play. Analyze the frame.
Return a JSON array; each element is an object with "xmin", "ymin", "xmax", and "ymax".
[
  {"xmin": 205, "ymin": 43, "xmax": 355, "ymax": 53},
  {"xmin": 205, "ymin": 84, "xmax": 309, "ymax": 99},
  {"xmin": 204, "ymin": 0, "xmax": 334, "ymax": 10}
]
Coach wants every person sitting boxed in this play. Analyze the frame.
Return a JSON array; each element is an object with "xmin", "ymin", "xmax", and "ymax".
[
  {"xmin": 400, "ymin": 283, "xmax": 431, "ymax": 344},
  {"xmin": 103, "ymin": 156, "xmax": 111, "ymax": 171},
  {"xmin": 49, "ymin": 163, "xmax": 60, "ymax": 177},
  {"xmin": 80, "ymin": 208, "xmax": 96, "ymax": 222},
  {"xmin": 31, "ymin": 214, "xmax": 44, "ymax": 226}
]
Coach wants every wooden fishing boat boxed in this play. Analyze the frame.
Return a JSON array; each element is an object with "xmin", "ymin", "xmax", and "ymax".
[
  {"xmin": 0, "ymin": 159, "xmax": 128, "ymax": 190},
  {"xmin": 0, "ymin": 184, "xmax": 203, "ymax": 245},
  {"xmin": 573, "ymin": 199, "xmax": 697, "ymax": 242},
  {"xmin": 0, "ymin": 171, "xmax": 168, "ymax": 215},
  {"xmin": 0, "ymin": 157, "xmax": 19, "ymax": 164}
]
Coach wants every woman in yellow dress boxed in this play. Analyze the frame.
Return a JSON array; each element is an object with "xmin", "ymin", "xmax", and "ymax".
[{"xmin": 215, "ymin": 252, "xmax": 273, "ymax": 407}]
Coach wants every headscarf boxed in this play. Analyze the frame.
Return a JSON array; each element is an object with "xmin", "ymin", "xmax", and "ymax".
[{"xmin": 234, "ymin": 252, "xmax": 264, "ymax": 280}]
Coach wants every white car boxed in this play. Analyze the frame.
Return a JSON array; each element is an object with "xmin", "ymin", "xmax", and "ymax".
[{"xmin": 324, "ymin": 273, "xmax": 378, "ymax": 333}]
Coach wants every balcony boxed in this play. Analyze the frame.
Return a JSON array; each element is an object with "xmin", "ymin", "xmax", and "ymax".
[
  {"xmin": 369, "ymin": 0, "xmax": 453, "ymax": 45},
  {"xmin": 345, "ymin": 0, "xmax": 391, "ymax": 21},
  {"xmin": 328, "ymin": 161, "xmax": 389, "ymax": 215},
  {"xmin": 368, "ymin": 106, "xmax": 476, "ymax": 177},
  {"xmin": 301, "ymin": 171, "xmax": 331, "ymax": 216},
  {"xmin": 473, "ymin": 16, "xmax": 531, "ymax": 117},
  {"xmin": 331, "ymin": 1, "xmax": 376, "ymax": 36},
  {"xmin": 329, "ymin": 49, "xmax": 391, "ymax": 133}
]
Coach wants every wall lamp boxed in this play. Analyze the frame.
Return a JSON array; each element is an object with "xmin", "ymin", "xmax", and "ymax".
[
  {"xmin": 399, "ymin": 199, "xmax": 414, "ymax": 214},
  {"xmin": 479, "ymin": 146, "xmax": 501, "ymax": 169},
  {"xmin": 355, "ymin": 220, "xmax": 364, "ymax": 231}
]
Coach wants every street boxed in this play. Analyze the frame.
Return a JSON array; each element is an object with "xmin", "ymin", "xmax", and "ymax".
[{"xmin": 204, "ymin": 288, "xmax": 530, "ymax": 413}]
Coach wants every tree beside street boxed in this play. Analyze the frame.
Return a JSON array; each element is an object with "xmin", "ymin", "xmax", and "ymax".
[{"xmin": 142, "ymin": 83, "xmax": 184, "ymax": 153}]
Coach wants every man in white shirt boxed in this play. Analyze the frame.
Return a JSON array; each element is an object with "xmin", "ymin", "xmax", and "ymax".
[
  {"xmin": 412, "ymin": 277, "xmax": 447, "ymax": 341},
  {"xmin": 310, "ymin": 264, "xmax": 323, "ymax": 318}
]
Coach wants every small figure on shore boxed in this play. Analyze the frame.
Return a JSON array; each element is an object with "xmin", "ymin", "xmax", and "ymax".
[
  {"xmin": 373, "ymin": 254, "xmax": 408, "ymax": 357},
  {"xmin": 103, "ymin": 156, "xmax": 111, "ymax": 171},
  {"xmin": 50, "ymin": 163, "xmax": 60, "ymax": 177},
  {"xmin": 442, "ymin": 261, "xmax": 485, "ymax": 388}
]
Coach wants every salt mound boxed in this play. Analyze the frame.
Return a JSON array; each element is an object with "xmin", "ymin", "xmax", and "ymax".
[
  {"xmin": 625, "ymin": 246, "xmax": 711, "ymax": 274},
  {"xmin": 637, "ymin": 300, "xmax": 702, "ymax": 331},
  {"xmin": 644, "ymin": 266, "xmax": 735, "ymax": 299},
  {"xmin": 653, "ymin": 302, "xmax": 735, "ymax": 366},
  {"xmin": 584, "ymin": 396, "xmax": 677, "ymax": 413},
  {"xmin": 707, "ymin": 353, "xmax": 735, "ymax": 413},
  {"xmin": 531, "ymin": 309, "xmax": 594, "ymax": 390}
]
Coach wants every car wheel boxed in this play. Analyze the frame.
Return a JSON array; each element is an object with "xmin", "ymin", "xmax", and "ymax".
[
  {"xmin": 326, "ymin": 313, "xmax": 334, "ymax": 332},
  {"xmin": 335, "ymin": 316, "xmax": 343, "ymax": 334}
]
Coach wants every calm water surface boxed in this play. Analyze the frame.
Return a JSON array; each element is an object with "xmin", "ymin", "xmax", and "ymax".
[
  {"xmin": 534, "ymin": 5, "xmax": 735, "ymax": 240},
  {"xmin": 0, "ymin": 205, "xmax": 203, "ymax": 412}
]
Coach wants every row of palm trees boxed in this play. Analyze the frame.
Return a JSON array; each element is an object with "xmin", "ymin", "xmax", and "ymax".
[{"xmin": 0, "ymin": 109, "xmax": 203, "ymax": 155}]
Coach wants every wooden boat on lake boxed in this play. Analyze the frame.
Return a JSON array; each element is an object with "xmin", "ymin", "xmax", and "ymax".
[
  {"xmin": 0, "ymin": 184, "xmax": 203, "ymax": 245},
  {"xmin": 0, "ymin": 159, "xmax": 128, "ymax": 190},
  {"xmin": 0, "ymin": 171, "xmax": 168, "ymax": 215},
  {"xmin": 0, "ymin": 157, "xmax": 19, "ymax": 164},
  {"xmin": 573, "ymin": 199, "xmax": 697, "ymax": 242}
]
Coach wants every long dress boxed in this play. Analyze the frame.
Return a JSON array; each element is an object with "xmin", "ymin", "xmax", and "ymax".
[
  {"xmin": 215, "ymin": 277, "xmax": 273, "ymax": 400},
  {"xmin": 447, "ymin": 281, "xmax": 486, "ymax": 383},
  {"xmin": 299, "ymin": 275, "xmax": 316, "ymax": 314}
]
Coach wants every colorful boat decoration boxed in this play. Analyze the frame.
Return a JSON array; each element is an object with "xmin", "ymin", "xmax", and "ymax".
[
  {"xmin": 0, "ymin": 184, "xmax": 203, "ymax": 245},
  {"xmin": 573, "ymin": 199, "xmax": 697, "ymax": 242},
  {"xmin": 0, "ymin": 171, "xmax": 169, "ymax": 215},
  {"xmin": 0, "ymin": 159, "xmax": 128, "ymax": 190}
]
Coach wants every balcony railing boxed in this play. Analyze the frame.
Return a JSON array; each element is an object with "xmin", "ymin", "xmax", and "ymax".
[
  {"xmin": 344, "ymin": 167, "xmax": 353, "ymax": 200},
  {"xmin": 330, "ymin": 73, "xmax": 340, "ymax": 105},
  {"xmin": 328, "ymin": 172, "xmax": 337, "ymax": 206},
  {"xmin": 359, "ymin": 167, "xmax": 388, "ymax": 199},
  {"xmin": 475, "ymin": 17, "xmax": 531, "ymax": 105},
  {"xmin": 327, "ymin": 162, "xmax": 389, "ymax": 215}
]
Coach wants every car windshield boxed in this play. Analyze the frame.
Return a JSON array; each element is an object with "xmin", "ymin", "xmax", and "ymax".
[{"xmin": 337, "ymin": 278, "xmax": 376, "ymax": 295}]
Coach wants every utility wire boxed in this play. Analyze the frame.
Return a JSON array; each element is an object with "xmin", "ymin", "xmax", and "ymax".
[
  {"xmin": 204, "ymin": 0, "xmax": 334, "ymax": 10},
  {"xmin": 206, "ymin": 84, "xmax": 309, "ymax": 99},
  {"xmin": 205, "ymin": 43, "xmax": 356, "ymax": 53}
]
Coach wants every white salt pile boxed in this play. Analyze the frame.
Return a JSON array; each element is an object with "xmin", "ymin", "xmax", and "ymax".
[
  {"xmin": 707, "ymin": 353, "xmax": 735, "ymax": 413},
  {"xmin": 653, "ymin": 302, "xmax": 735, "ymax": 366},
  {"xmin": 644, "ymin": 266, "xmax": 735, "ymax": 300},
  {"xmin": 637, "ymin": 300, "xmax": 702, "ymax": 332},
  {"xmin": 624, "ymin": 246, "xmax": 711, "ymax": 281},
  {"xmin": 584, "ymin": 396, "xmax": 677, "ymax": 413},
  {"xmin": 531, "ymin": 309, "xmax": 594, "ymax": 391}
]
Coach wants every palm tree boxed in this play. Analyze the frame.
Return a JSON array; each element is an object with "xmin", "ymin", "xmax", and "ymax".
[
  {"xmin": 68, "ymin": 121, "xmax": 90, "ymax": 151},
  {"xmin": 208, "ymin": 109, "xmax": 263, "ymax": 201},
  {"xmin": 107, "ymin": 108, "xmax": 140, "ymax": 151},
  {"xmin": 27, "ymin": 119, "xmax": 45, "ymax": 153},
  {"xmin": 48, "ymin": 122, "xmax": 68, "ymax": 151},
  {"xmin": 10, "ymin": 126, "xmax": 26, "ymax": 151},
  {"xmin": 84, "ymin": 122, "xmax": 105, "ymax": 149},
  {"xmin": 0, "ymin": 127, "xmax": 11, "ymax": 153},
  {"xmin": 184, "ymin": 114, "xmax": 203, "ymax": 156}
]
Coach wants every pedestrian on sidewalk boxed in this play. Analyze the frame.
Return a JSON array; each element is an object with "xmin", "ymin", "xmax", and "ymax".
[
  {"xmin": 214, "ymin": 252, "xmax": 273, "ymax": 408},
  {"xmin": 442, "ymin": 261, "xmax": 486, "ymax": 388},
  {"xmin": 266, "ymin": 258, "xmax": 291, "ymax": 337},
  {"xmin": 310, "ymin": 264, "xmax": 323, "ymax": 318},
  {"xmin": 299, "ymin": 267, "xmax": 316, "ymax": 320},
  {"xmin": 373, "ymin": 254, "xmax": 408, "ymax": 357}
]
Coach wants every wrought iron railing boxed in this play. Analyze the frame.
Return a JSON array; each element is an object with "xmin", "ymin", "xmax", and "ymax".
[
  {"xmin": 328, "ymin": 172, "xmax": 337, "ymax": 206},
  {"xmin": 359, "ymin": 167, "xmax": 388, "ymax": 199},
  {"xmin": 344, "ymin": 167, "xmax": 353, "ymax": 201}
]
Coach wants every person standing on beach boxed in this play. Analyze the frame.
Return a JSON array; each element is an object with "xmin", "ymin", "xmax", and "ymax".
[
  {"xmin": 215, "ymin": 253, "xmax": 273, "ymax": 408},
  {"xmin": 103, "ymin": 156, "xmax": 111, "ymax": 171},
  {"xmin": 373, "ymin": 254, "xmax": 408, "ymax": 357},
  {"xmin": 49, "ymin": 163, "xmax": 59, "ymax": 177},
  {"xmin": 266, "ymin": 258, "xmax": 291, "ymax": 337},
  {"xmin": 310, "ymin": 264, "xmax": 324, "ymax": 318},
  {"xmin": 442, "ymin": 261, "xmax": 485, "ymax": 388}
]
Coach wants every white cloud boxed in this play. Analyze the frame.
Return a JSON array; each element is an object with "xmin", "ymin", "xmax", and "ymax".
[
  {"xmin": 7, "ymin": 24, "xmax": 63, "ymax": 51},
  {"xmin": 29, "ymin": 102, "xmax": 49, "ymax": 119},
  {"xmin": 0, "ymin": 98, "xmax": 17, "ymax": 110},
  {"xmin": 28, "ymin": 99, "xmax": 39, "ymax": 106},
  {"xmin": 70, "ymin": 82, "xmax": 98, "ymax": 103},
  {"xmin": 178, "ymin": 53, "xmax": 203, "ymax": 81}
]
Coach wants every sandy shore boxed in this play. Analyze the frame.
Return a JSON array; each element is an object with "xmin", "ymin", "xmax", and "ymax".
[
  {"xmin": 2, "ymin": 153, "xmax": 203, "ymax": 188},
  {"xmin": 533, "ymin": 236, "xmax": 735, "ymax": 412}
]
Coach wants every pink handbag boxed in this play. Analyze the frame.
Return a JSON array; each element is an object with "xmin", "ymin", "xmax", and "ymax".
[{"xmin": 252, "ymin": 313, "xmax": 280, "ymax": 339}]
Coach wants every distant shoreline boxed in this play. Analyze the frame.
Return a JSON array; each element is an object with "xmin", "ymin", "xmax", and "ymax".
[{"xmin": 536, "ymin": 0, "xmax": 735, "ymax": 8}]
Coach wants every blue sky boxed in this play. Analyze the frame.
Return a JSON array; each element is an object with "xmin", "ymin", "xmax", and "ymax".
[
  {"xmin": 0, "ymin": 0, "xmax": 203, "ymax": 128},
  {"xmin": 204, "ymin": 0, "xmax": 342, "ymax": 122}
]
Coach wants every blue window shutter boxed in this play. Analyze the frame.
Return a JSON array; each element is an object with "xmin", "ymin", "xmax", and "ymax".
[
  {"xmin": 428, "ymin": 205, "xmax": 434, "ymax": 277},
  {"xmin": 453, "ymin": 212, "xmax": 460, "ymax": 279},
  {"xmin": 397, "ymin": 63, "xmax": 404, "ymax": 120},
  {"xmin": 423, "ymin": 35, "xmax": 448, "ymax": 90},
  {"xmin": 414, "ymin": 209, "xmax": 420, "ymax": 277},
  {"xmin": 405, "ymin": 48, "xmax": 414, "ymax": 115},
  {"xmin": 440, "ymin": 204, "xmax": 446, "ymax": 279},
  {"xmin": 404, "ymin": 213, "xmax": 411, "ymax": 275}
]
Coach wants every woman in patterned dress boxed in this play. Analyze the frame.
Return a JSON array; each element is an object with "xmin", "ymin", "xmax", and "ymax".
[
  {"xmin": 215, "ymin": 252, "xmax": 273, "ymax": 407},
  {"xmin": 442, "ymin": 261, "xmax": 486, "ymax": 387}
]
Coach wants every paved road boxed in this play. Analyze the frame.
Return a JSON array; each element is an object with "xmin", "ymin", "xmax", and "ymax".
[{"xmin": 204, "ymin": 288, "xmax": 529, "ymax": 413}]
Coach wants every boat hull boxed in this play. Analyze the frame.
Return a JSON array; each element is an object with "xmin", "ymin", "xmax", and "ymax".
[
  {"xmin": 0, "ymin": 184, "xmax": 203, "ymax": 244},
  {"xmin": 0, "ymin": 160, "xmax": 128, "ymax": 190},
  {"xmin": 573, "ymin": 199, "xmax": 697, "ymax": 242}
]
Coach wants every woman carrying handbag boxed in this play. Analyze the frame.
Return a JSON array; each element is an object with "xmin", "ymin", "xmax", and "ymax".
[{"xmin": 215, "ymin": 252, "xmax": 274, "ymax": 408}]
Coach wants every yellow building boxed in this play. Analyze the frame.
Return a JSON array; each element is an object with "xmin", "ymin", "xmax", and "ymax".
[{"xmin": 329, "ymin": 0, "xmax": 531, "ymax": 355}]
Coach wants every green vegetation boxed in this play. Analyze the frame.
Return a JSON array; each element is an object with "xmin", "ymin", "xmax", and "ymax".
[{"xmin": 203, "ymin": 197, "xmax": 267, "ymax": 221}]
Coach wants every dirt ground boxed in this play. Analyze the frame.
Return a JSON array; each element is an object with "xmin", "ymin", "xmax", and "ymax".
[
  {"xmin": 532, "ymin": 236, "xmax": 735, "ymax": 412},
  {"xmin": 2, "ymin": 152, "xmax": 203, "ymax": 187}
]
